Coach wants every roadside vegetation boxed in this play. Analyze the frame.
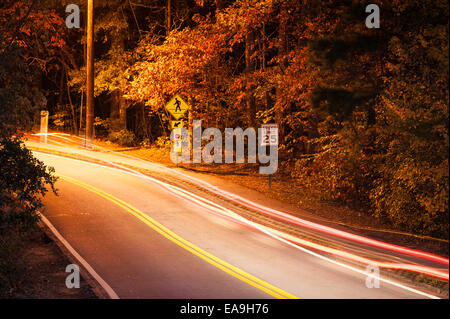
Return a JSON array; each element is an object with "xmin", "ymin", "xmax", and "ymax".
[
  {"xmin": 0, "ymin": 1, "xmax": 60, "ymax": 296},
  {"xmin": 0, "ymin": 139, "xmax": 58, "ymax": 296}
]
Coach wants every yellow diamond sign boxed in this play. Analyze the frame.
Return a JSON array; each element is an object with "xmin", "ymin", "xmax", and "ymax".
[{"xmin": 165, "ymin": 95, "xmax": 190, "ymax": 120}]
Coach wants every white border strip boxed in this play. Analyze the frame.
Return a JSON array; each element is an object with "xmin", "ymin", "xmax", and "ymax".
[{"xmin": 39, "ymin": 213, "xmax": 120, "ymax": 299}]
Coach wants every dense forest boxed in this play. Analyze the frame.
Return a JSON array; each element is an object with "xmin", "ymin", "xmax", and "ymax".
[{"xmin": 1, "ymin": 0, "xmax": 448, "ymax": 237}]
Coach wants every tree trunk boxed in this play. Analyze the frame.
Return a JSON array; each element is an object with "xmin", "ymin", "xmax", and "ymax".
[
  {"xmin": 65, "ymin": 70, "xmax": 78, "ymax": 135},
  {"xmin": 79, "ymin": 88, "xmax": 83, "ymax": 133},
  {"xmin": 120, "ymin": 96, "xmax": 127, "ymax": 129},
  {"xmin": 245, "ymin": 28, "xmax": 256, "ymax": 127},
  {"xmin": 109, "ymin": 27, "xmax": 127, "ymax": 131},
  {"xmin": 58, "ymin": 69, "xmax": 64, "ymax": 107},
  {"xmin": 110, "ymin": 90, "xmax": 127, "ymax": 130},
  {"xmin": 86, "ymin": 0, "xmax": 94, "ymax": 142},
  {"xmin": 275, "ymin": 6, "xmax": 288, "ymax": 139},
  {"xmin": 262, "ymin": 23, "xmax": 272, "ymax": 111}
]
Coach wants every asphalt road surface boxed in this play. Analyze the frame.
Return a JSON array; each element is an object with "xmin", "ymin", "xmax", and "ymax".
[{"xmin": 32, "ymin": 151, "xmax": 442, "ymax": 299}]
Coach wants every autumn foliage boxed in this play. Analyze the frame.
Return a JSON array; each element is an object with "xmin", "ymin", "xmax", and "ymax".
[
  {"xmin": 125, "ymin": 0, "xmax": 448, "ymax": 237},
  {"xmin": 1, "ymin": 0, "xmax": 448, "ymax": 237}
]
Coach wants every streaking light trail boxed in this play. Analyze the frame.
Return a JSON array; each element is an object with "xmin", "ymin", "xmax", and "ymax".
[
  {"xmin": 32, "ymin": 148, "xmax": 448, "ymax": 284},
  {"xmin": 30, "ymin": 133, "xmax": 449, "ymax": 281}
]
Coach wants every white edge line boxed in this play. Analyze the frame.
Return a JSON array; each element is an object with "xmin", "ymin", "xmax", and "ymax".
[
  {"xmin": 33, "ymin": 151, "xmax": 441, "ymax": 299},
  {"xmin": 147, "ymin": 176, "xmax": 444, "ymax": 299},
  {"xmin": 38, "ymin": 213, "xmax": 120, "ymax": 299},
  {"xmin": 32, "ymin": 137, "xmax": 450, "ymax": 263}
]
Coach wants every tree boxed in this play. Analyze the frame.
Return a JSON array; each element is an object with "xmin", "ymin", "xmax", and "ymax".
[
  {"xmin": 0, "ymin": 1, "xmax": 58, "ymax": 237},
  {"xmin": 1, "ymin": 0, "xmax": 68, "ymax": 137}
]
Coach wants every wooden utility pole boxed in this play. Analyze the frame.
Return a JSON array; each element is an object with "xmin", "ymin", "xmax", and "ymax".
[
  {"xmin": 86, "ymin": 0, "xmax": 94, "ymax": 145},
  {"xmin": 167, "ymin": 0, "xmax": 171, "ymax": 35}
]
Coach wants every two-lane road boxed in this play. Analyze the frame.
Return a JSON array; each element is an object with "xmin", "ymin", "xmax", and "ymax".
[{"xmin": 34, "ymin": 151, "xmax": 439, "ymax": 298}]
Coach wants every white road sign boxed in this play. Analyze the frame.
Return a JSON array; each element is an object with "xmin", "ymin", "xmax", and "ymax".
[
  {"xmin": 173, "ymin": 127, "xmax": 182, "ymax": 152},
  {"xmin": 261, "ymin": 124, "xmax": 278, "ymax": 146},
  {"xmin": 40, "ymin": 110, "xmax": 49, "ymax": 144}
]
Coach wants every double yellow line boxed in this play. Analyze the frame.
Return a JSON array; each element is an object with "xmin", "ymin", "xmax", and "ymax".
[{"xmin": 58, "ymin": 174, "xmax": 298, "ymax": 299}]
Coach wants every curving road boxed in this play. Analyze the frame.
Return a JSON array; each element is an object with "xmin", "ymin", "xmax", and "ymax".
[{"xmin": 32, "ymin": 150, "xmax": 442, "ymax": 299}]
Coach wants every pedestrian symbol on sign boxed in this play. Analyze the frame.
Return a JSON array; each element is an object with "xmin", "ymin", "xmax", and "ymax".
[
  {"xmin": 165, "ymin": 95, "xmax": 190, "ymax": 120},
  {"xmin": 174, "ymin": 98, "xmax": 182, "ymax": 112}
]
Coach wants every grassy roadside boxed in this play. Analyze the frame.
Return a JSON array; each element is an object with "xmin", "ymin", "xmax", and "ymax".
[{"xmin": 0, "ymin": 222, "xmax": 97, "ymax": 298}]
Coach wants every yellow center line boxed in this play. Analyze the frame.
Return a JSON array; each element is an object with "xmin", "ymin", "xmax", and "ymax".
[{"xmin": 57, "ymin": 174, "xmax": 298, "ymax": 299}]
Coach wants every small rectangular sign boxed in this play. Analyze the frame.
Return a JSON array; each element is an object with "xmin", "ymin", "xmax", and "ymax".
[
  {"xmin": 173, "ymin": 127, "xmax": 182, "ymax": 152},
  {"xmin": 40, "ymin": 110, "xmax": 49, "ymax": 144},
  {"xmin": 261, "ymin": 124, "xmax": 278, "ymax": 146},
  {"xmin": 173, "ymin": 140, "xmax": 182, "ymax": 152}
]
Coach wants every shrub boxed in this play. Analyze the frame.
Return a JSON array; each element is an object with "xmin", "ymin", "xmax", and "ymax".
[
  {"xmin": 0, "ymin": 138, "xmax": 57, "ymax": 232},
  {"xmin": 292, "ymin": 131, "xmax": 374, "ymax": 209},
  {"xmin": 140, "ymin": 138, "xmax": 151, "ymax": 148},
  {"xmin": 94, "ymin": 117, "xmax": 111, "ymax": 137},
  {"xmin": 107, "ymin": 129, "xmax": 137, "ymax": 147},
  {"xmin": 0, "ymin": 138, "xmax": 57, "ymax": 296},
  {"xmin": 155, "ymin": 136, "xmax": 171, "ymax": 149}
]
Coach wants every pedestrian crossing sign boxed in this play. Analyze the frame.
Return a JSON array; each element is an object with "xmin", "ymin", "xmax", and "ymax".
[{"xmin": 165, "ymin": 95, "xmax": 190, "ymax": 120}]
